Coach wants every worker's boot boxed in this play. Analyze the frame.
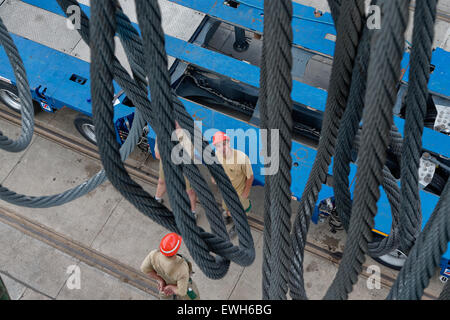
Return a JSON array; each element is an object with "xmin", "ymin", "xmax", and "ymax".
[{"xmin": 222, "ymin": 210, "xmax": 233, "ymax": 225}]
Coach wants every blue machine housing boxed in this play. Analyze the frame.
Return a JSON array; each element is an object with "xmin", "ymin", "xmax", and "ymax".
[{"xmin": 0, "ymin": 0, "xmax": 449, "ymax": 279}]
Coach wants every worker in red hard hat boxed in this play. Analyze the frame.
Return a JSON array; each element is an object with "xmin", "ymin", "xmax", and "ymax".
[
  {"xmin": 140, "ymin": 233, "xmax": 200, "ymax": 300},
  {"xmin": 212, "ymin": 131, "xmax": 254, "ymax": 238}
]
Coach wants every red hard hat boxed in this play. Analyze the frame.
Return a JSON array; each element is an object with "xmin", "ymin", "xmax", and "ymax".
[
  {"xmin": 160, "ymin": 233, "xmax": 182, "ymax": 257},
  {"xmin": 213, "ymin": 131, "xmax": 229, "ymax": 145}
]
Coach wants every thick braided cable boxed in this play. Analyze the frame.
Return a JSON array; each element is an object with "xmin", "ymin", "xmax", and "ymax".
[
  {"xmin": 331, "ymin": 5, "xmax": 402, "ymax": 257},
  {"xmin": 171, "ymin": 98, "xmax": 255, "ymax": 265},
  {"xmin": 327, "ymin": 0, "xmax": 341, "ymax": 22},
  {"xmin": 89, "ymin": 3, "xmax": 179, "ymax": 235},
  {"xmin": 367, "ymin": 167, "xmax": 401, "ymax": 257},
  {"xmin": 340, "ymin": 129, "xmax": 402, "ymax": 257},
  {"xmin": 135, "ymin": 1, "xmax": 229, "ymax": 278},
  {"xmin": 329, "ymin": 0, "xmax": 403, "ymax": 244},
  {"xmin": 89, "ymin": 4, "xmax": 241, "ymax": 269},
  {"xmin": 289, "ymin": 0, "xmax": 366, "ymax": 300},
  {"xmin": 388, "ymin": 178, "xmax": 450, "ymax": 300},
  {"xmin": 57, "ymin": 0, "xmax": 155, "ymax": 127},
  {"xmin": 81, "ymin": 2, "xmax": 254, "ymax": 270},
  {"xmin": 398, "ymin": 0, "xmax": 437, "ymax": 254},
  {"xmin": 0, "ymin": 275, "xmax": 10, "ymax": 300},
  {"xmin": 439, "ymin": 281, "xmax": 450, "ymax": 300},
  {"xmin": 90, "ymin": 0, "xmax": 227, "ymax": 278},
  {"xmin": 0, "ymin": 16, "xmax": 34, "ymax": 152},
  {"xmin": 260, "ymin": 14, "xmax": 272, "ymax": 300},
  {"xmin": 332, "ymin": 26, "xmax": 372, "ymax": 232},
  {"xmin": 324, "ymin": 0, "xmax": 411, "ymax": 300},
  {"xmin": 260, "ymin": 0, "xmax": 294, "ymax": 300},
  {"xmin": 115, "ymin": 10, "xmax": 252, "ymax": 251},
  {"xmin": 114, "ymin": 2, "xmax": 254, "ymax": 268},
  {"xmin": 0, "ymin": 2, "xmax": 148, "ymax": 208},
  {"xmin": 135, "ymin": 0, "xmax": 255, "ymax": 277}
]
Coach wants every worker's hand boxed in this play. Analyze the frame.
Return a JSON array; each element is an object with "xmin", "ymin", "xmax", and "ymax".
[
  {"xmin": 241, "ymin": 191, "xmax": 249, "ymax": 199},
  {"xmin": 157, "ymin": 279, "xmax": 166, "ymax": 292},
  {"xmin": 163, "ymin": 285, "xmax": 177, "ymax": 296},
  {"xmin": 211, "ymin": 177, "xmax": 216, "ymax": 185}
]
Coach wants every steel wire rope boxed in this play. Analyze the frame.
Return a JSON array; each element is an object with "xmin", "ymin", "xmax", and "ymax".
[
  {"xmin": 0, "ymin": 17, "xmax": 34, "ymax": 153},
  {"xmin": 289, "ymin": 0, "xmax": 366, "ymax": 300},
  {"xmin": 259, "ymin": 0, "xmax": 294, "ymax": 300},
  {"xmin": 112, "ymin": 2, "xmax": 256, "ymax": 269},
  {"xmin": 88, "ymin": 0, "xmax": 255, "ymax": 279},
  {"xmin": 397, "ymin": 0, "xmax": 438, "ymax": 254},
  {"xmin": 388, "ymin": 178, "xmax": 450, "ymax": 300},
  {"xmin": 0, "ymin": 1, "xmax": 147, "ymax": 208},
  {"xmin": 324, "ymin": 0, "xmax": 411, "ymax": 300}
]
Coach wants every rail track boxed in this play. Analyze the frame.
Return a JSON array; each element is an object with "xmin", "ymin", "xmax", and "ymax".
[{"xmin": 0, "ymin": 106, "xmax": 440, "ymax": 300}]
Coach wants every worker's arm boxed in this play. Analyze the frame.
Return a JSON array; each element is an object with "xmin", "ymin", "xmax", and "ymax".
[
  {"xmin": 154, "ymin": 138, "xmax": 161, "ymax": 160},
  {"xmin": 163, "ymin": 275, "xmax": 189, "ymax": 297},
  {"xmin": 241, "ymin": 174, "xmax": 254, "ymax": 199},
  {"xmin": 140, "ymin": 251, "xmax": 166, "ymax": 290},
  {"xmin": 147, "ymin": 271, "xmax": 166, "ymax": 291},
  {"xmin": 241, "ymin": 156, "xmax": 254, "ymax": 199},
  {"xmin": 162, "ymin": 263, "xmax": 190, "ymax": 296}
]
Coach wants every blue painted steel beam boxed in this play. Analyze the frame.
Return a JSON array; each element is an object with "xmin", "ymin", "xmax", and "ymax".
[
  {"xmin": 16, "ymin": 0, "xmax": 328, "ymax": 113},
  {"xmin": 402, "ymin": 49, "xmax": 450, "ymax": 98},
  {"xmin": 3, "ymin": 1, "xmax": 448, "ymax": 162},
  {"xmin": 2, "ymin": 32, "xmax": 447, "ymax": 163},
  {"xmin": 6, "ymin": 1, "xmax": 448, "ymax": 161}
]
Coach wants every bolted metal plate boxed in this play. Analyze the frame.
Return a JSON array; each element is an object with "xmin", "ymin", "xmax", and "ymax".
[
  {"xmin": 434, "ymin": 104, "xmax": 450, "ymax": 134},
  {"xmin": 418, "ymin": 155, "xmax": 437, "ymax": 188}
]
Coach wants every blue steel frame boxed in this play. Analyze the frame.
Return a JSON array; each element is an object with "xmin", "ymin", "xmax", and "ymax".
[
  {"xmin": 0, "ymin": 0, "xmax": 449, "ymax": 268},
  {"xmin": 169, "ymin": 0, "xmax": 450, "ymax": 97}
]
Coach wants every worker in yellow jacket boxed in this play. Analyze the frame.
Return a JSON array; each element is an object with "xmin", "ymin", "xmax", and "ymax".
[{"xmin": 212, "ymin": 131, "xmax": 254, "ymax": 238}]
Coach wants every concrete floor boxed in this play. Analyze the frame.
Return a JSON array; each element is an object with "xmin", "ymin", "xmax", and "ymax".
[{"xmin": 0, "ymin": 104, "xmax": 445, "ymax": 300}]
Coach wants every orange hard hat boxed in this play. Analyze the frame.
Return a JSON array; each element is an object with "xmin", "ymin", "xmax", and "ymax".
[
  {"xmin": 160, "ymin": 233, "xmax": 182, "ymax": 257},
  {"xmin": 213, "ymin": 131, "xmax": 229, "ymax": 145}
]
